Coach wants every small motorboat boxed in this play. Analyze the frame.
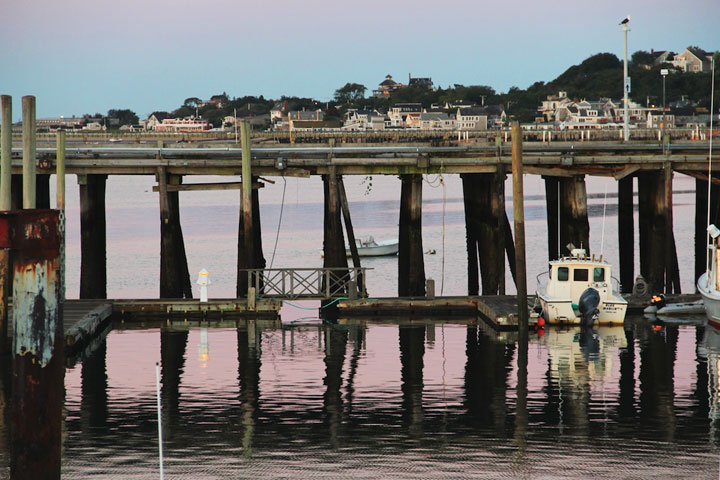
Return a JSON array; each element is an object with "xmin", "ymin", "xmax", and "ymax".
[
  {"xmin": 347, "ymin": 236, "xmax": 398, "ymax": 257},
  {"xmin": 536, "ymin": 246, "xmax": 627, "ymax": 326},
  {"xmin": 643, "ymin": 294, "xmax": 705, "ymax": 316}
]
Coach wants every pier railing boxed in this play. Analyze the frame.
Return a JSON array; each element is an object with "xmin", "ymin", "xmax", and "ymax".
[{"xmin": 239, "ymin": 267, "xmax": 368, "ymax": 300}]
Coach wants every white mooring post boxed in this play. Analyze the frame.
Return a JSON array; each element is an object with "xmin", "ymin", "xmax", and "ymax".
[{"xmin": 197, "ymin": 269, "xmax": 210, "ymax": 302}]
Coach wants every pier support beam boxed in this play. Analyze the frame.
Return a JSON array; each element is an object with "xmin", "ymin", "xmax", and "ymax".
[
  {"xmin": 322, "ymin": 166, "xmax": 348, "ymax": 305},
  {"xmin": 695, "ymin": 176, "xmax": 720, "ymax": 284},
  {"xmin": 461, "ymin": 172, "xmax": 507, "ymax": 295},
  {"xmin": 638, "ymin": 171, "xmax": 680, "ymax": 294},
  {"xmin": 3, "ymin": 210, "xmax": 64, "ymax": 480},
  {"xmin": 79, "ymin": 174, "xmax": 107, "ymax": 299},
  {"xmin": 236, "ymin": 176, "xmax": 266, "ymax": 297},
  {"xmin": 399, "ymin": 174, "xmax": 425, "ymax": 297},
  {"xmin": 158, "ymin": 168, "xmax": 192, "ymax": 298},
  {"xmin": 618, "ymin": 176, "xmax": 635, "ymax": 293},
  {"xmin": 544, "ymin": 175, "xmax": 590, "ymax": 259}
]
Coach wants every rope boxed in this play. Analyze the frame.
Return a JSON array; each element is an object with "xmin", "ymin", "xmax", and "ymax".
[{"xmin": 269, "ymin": 177, "xmax": 287, "ymax": 269}]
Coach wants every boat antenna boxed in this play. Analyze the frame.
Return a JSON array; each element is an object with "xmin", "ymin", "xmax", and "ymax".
[
  {"xmin": 600, "ymin": 183, "xmax": 608, "ymax": 257},
  {"xmin": 707, "ymin": 55, "xmax": 716, "ymax": 280},
  {"xmin": 557, "ymin": 180, "xmax": 561, "ymax": 258}
]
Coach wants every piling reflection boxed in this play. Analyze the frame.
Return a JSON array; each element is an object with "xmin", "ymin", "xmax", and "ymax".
[
  {"xmin": 160, "ymin": 328, "xmax": 188, "ymax": 439},
  {"xmin": 399, "ymin": 325, "xmax": 425, "ymax": 437},
  {"xmin": 80, "ymin": 340, "xmax": 108, "ymax": 432},
  {"xmin": 49, "ymin": 318, "xmax": 720, "ymax": 477},
  {"xmin": 637, "ymin": 321, "xmax": 677, "ymax": 440},
  {"xmin": 237, "ymin": 322, "xmax": 261, "ymax": 457},
  {"xmin": 464, "ymin": 326, "xmax": 512, "ymax": 435},
  {"xmin": 323, "ymin": 324, "xmax": 348, "ymax": 448}
]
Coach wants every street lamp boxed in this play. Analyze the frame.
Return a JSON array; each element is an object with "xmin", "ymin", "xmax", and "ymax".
[{"xmin": 620, "ymin": 16, "xmax": 631, "ymax": 141}]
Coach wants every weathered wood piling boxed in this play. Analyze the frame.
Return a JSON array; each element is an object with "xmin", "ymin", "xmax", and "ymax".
[
  {"xmin": 544, "ymin": 175, "xmax": 590, "ymax": 259},
  {"xmin": 637, "ymin": 171, "xmax": 680, "ymax": 294},
  {"xmin": 79, "ymin": 174, "xmax": 107, "ymax": 299},
  {"xmin": 0, "ymin": 95, "xmax": 11, "ymax": 352},
  {"xmin": 461, "ymin": 172, "xmax": 508, "ymax": 295},
  {"xmin": 322, "ymin": 165, "xmax": 348, "ymax": 306},
  {"xmin": 398, "ymin": 174, "xmax": 425, "ymax": 297},
  {"xmin": 511, "ymin": 123, "xmax": 528, "ymax": 333},
  {"xmin": 158, "ymin": 167, "xmax": 192, "ymax": 298},
  {"xmin": 617, "ymin": 176, "xmax": 634, "ymax": 293}
]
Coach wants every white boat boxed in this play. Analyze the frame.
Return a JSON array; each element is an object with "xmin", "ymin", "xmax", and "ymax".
[
  {"xmin": 697, "ymin": 225, "xmax": 720, "ymax": 326},
  {"xmin": 536, "ymin": 247, "xmax": 627, "ymax": 326},
  {"xmin": 346, "ymin": 236, "xmax": 398, "ymax": 257}
]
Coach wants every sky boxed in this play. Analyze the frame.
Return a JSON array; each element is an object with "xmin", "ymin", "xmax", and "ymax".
[{"xmin": 1, "ymin": 0, "xmax": 717, "ymax": 119}]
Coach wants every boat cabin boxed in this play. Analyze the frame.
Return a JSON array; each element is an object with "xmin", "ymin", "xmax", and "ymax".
[{"xmin": 546, "ymin": 249, "xmax": 612, "ymax": 301}]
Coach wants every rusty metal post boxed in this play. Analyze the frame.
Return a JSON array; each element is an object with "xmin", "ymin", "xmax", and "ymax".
[
  {"xmin": 22, "ymin": 96, "xmax": 36, "ymax": 209},
  {"xmin": 1, "ymin": 209, "xmax": 64, "ymax": 479}
]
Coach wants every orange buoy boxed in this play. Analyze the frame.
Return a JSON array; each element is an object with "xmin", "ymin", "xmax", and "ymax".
[{"xmin": 537, "ymin": 317, "xmax": 545, "ymax": 328}]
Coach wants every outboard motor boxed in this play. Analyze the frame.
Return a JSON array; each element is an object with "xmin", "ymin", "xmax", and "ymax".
[{"xmin": 578, "ymin": 287, "xmax": 601, "ymax": 327}]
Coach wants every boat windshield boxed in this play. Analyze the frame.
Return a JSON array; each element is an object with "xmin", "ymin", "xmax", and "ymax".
[
  {"xmin": 573, "ymin": 269, "xmax": 588, "ymax": 281},
  {"xmin": 557, "ymin": 267, "xmax": 569, "ymax": 281},
  {"xmin": 594, "ymin": 267, "xmax": 605, "ymax": 282}
]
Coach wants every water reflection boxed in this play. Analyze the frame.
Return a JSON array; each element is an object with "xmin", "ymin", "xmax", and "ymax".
[{"xmin": 0, "ymin": 316, "xmax": 718, "ymax": 477}]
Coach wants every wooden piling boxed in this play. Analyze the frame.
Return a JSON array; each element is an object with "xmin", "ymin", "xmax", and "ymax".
[
  {"xmin": 157, "ymin": 168, "xmax": 192, "ymax": 298},
  {"xmin": 1, "ymin": 95, "xmax": 10, "ymax": 210},
  {"xmin": 544, "ymin": 176, "xmax": 590, "ymax": 257},
  {"xmin": 617, "ymin": 176, "xmax": 634, "ymax": 293},
  {"xmin": 22, "ymin": 96, "xmax": 36, "ymax": 209},
  {"xmin": 664, "ymin": 162, "xmax": 680, "ymax": 293},
  {"xmin": 237, "ymin": 175, "xmax": 266, "ymax": 297},
  {"xmin": 56, "ymin": 131, "xmax": 65, "ymax": 210},
  {"xmin": 399, "ymin": 174, "xmax": 425, "ymax": 297},
  {"xmin": 399, "ymin": 325, "xmax": 425, "ymax": 432},
  {"xmin": 322, "ymin": 166, "xmax": 348, "ymax": 306},
  {"xmin": 337, "ymin": 176, "xmax": 363, "ymax": 297},
  {"xmin": 4, "ymin": 210, "xmax": 64, "ymax": 480},
  {"xmin": 0, "ymin": 96, "xmax": 10, "ymax": 353},
  {"xmin": 638, "ymin": 171, "xmax": 679, "ymax": 294},
  {"xmin": 461, "ymin": 173, "xmax": 505, "ymax": 295},
  {"xmin": 238, "ymin": 122, "xmax": 254, "ymax": 296},
  {"xmin": 79, "ymin": 174, "xmax": 107, "ymax": 299},
  {"xmin": 511, "ymin": 122, "xmax": 528, "ymax": 332}
]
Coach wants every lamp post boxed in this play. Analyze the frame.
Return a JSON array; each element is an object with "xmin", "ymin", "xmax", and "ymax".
[{"xmin": 621, "ymin": 18, "xmax": 630, "ymax": 141}]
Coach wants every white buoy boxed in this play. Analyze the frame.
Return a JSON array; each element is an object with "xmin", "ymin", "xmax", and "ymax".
[{"xmin": 197, "ymin": 269, "xmax": 210, "ymax": 302}]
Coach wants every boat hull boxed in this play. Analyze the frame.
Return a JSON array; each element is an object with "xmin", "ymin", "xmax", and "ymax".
[
  {"xmin": 537, "ymin": 291, "xmax": 627, "ymax": 326},
  {"xmin": 345, "ymin": 242, "xmax": 398, "ymax": 257},
  {"xmin": 698, "ymin": 273, "xmax": 720, "ymax": 322}
]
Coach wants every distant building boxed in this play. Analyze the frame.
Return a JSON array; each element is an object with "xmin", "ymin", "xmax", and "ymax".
[
  {"xmin": 154, "ymin": 117, "xmax": 210, "ymax": 132},
  {"xmin": 418, "ymin": 112, "xmax": 455, "ymax": 130},
  {"xmin": 343, "ymin": 109, "xmax": 386, "ymax": 131},
  {"xmin": 673, "ymin": 47, "xmax": 713, "ymax": 73},
  {"xmin": 408, "ymin": 74, "xmax": 433, "ymax": 89},
  {"xmin": 539, "ymin": 92, "xmax": 571, "ymax": 122},
  {"xmin": 387, "ymin": 103, "xmax": 422, "ymax": 127},
  {"xmin": 35, "ymin": 116, "xmax": 83, "ymax": 132},
  {"xmin": 456, "ymin": 107, "xmax": 488, "ymax": 130},
  {"xmin": 646, "ymin": 111, "xmax": 675, "ymax": 128},
  {"xmin": 372, "ymin": 75, "xmax": 406, "ymax": 97}
]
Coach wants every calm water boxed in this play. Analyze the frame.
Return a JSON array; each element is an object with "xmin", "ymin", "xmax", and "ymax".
[{"xmin": 0, "ymin": 172, "xmax": 715, "ymax": 477}]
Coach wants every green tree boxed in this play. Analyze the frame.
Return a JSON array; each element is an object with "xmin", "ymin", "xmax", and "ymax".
[
  {"xmin": 183, "ymin": 97, "xmax": 202, "ymax": 108},
  {"xmin": 334, "ymin": 83, "xmax": 367, "ymax": 103},
  {"xmin": 107, "ymin": 109, "xmax": 138, "ymax": 125}
]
